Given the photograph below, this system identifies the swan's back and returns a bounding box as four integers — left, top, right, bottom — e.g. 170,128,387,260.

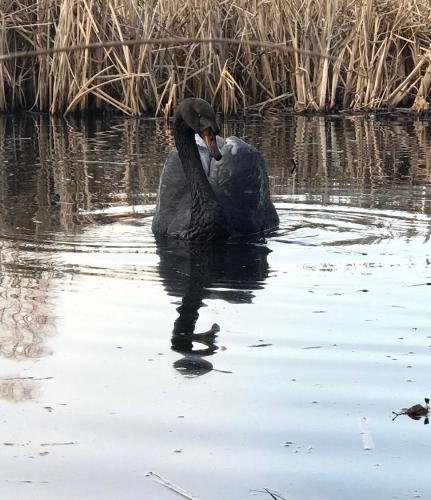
209,137,278,236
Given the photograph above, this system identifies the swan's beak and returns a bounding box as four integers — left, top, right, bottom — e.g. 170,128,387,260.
199,128,222,161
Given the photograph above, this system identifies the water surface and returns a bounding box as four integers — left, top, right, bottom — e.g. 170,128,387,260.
0,113,430,500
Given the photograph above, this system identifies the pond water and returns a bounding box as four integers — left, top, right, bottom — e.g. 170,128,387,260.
0,113,430,500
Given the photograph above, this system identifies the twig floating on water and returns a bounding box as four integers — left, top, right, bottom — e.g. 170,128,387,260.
40,442,77,447
147,471,196,500
250,488,288,500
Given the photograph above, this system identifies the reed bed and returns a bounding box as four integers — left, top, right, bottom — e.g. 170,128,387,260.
1,0,431,115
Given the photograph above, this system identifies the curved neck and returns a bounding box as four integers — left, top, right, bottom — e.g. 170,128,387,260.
173,113,229,240
173,116,217,204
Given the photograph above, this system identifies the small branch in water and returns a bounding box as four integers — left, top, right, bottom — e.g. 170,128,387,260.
250,488,288,500
147,472,196,499
40,442,77,447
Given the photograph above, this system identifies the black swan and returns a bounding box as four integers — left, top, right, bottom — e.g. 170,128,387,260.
152,98,278,241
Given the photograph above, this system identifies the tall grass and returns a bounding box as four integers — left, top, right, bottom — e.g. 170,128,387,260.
2,0,431,115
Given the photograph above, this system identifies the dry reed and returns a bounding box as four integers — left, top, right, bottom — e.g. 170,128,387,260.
2,0,431,115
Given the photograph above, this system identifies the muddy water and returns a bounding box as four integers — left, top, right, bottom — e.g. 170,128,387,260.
0,114,430,500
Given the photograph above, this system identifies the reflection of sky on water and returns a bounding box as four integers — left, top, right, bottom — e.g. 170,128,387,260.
0,114,429,500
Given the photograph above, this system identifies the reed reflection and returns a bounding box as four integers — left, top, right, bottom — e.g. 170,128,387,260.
0,378,39,402
156,240,270,376
0,265,55,401
1,113,431,231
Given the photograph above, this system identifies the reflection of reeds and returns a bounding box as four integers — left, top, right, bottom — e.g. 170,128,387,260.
2,1,431,114
2,112,431,226
0,114,170,232
0,378,39,402
271,115,431,213
0,249,55,360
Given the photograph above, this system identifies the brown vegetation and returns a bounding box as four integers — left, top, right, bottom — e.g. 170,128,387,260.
1,0,431,115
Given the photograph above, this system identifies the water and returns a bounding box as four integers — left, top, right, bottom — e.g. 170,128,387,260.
0,113,430,500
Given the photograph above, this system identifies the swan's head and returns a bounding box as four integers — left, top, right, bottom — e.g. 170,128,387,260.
175,98,222,161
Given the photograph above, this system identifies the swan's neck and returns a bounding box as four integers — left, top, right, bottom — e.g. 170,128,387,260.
174,118,216,203
174,117,228,240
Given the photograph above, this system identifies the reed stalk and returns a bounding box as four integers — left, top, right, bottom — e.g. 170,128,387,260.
1,0,431,115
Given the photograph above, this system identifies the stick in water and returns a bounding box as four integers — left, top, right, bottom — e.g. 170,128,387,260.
147,472,196,500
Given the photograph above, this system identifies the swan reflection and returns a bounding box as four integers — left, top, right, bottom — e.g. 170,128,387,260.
156,239,271,376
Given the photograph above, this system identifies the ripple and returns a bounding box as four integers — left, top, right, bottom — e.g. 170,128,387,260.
1,202,429,282
274,202,431,247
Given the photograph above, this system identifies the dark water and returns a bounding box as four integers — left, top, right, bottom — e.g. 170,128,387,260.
0,113,430,500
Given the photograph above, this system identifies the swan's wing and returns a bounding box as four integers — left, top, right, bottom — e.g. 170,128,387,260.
152,149,190,235
152,140,215,236
155,149,187,207
209,136,266,206
208,136,278,234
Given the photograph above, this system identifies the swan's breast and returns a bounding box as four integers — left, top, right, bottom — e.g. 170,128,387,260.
195,134,225,175
195,133,225,150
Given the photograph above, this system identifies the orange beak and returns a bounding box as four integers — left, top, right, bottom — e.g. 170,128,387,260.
199,128,222,161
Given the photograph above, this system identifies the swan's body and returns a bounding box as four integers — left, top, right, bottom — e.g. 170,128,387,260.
152,98,278,241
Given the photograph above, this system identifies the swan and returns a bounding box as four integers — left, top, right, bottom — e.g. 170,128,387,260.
152,98,278,241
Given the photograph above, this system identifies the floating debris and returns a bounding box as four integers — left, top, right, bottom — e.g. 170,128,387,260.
147,471,196,499
40,442,77,447
392,398,429,424
250,487,288,500
283,441,294,447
